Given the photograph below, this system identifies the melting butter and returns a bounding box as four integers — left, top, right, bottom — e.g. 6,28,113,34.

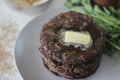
65,31,91,45
59,30,93,51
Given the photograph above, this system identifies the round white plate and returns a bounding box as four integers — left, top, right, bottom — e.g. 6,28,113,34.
15,8,120,80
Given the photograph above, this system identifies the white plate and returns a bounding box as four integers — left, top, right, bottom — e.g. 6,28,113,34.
15,8,120,80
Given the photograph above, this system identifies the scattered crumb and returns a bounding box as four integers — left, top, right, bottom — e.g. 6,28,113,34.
0,21,19,77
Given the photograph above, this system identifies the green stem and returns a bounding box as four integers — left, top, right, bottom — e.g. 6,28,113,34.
105,38,120,50
91,14,120,29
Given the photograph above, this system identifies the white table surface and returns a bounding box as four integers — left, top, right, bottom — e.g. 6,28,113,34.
0,0,65,80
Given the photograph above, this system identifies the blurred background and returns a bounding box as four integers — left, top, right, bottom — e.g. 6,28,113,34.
0,0,65,80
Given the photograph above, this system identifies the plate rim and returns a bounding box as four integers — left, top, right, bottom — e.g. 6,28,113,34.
14,7,68,79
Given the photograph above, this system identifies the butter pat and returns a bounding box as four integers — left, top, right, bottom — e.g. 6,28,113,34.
65,31,91,45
